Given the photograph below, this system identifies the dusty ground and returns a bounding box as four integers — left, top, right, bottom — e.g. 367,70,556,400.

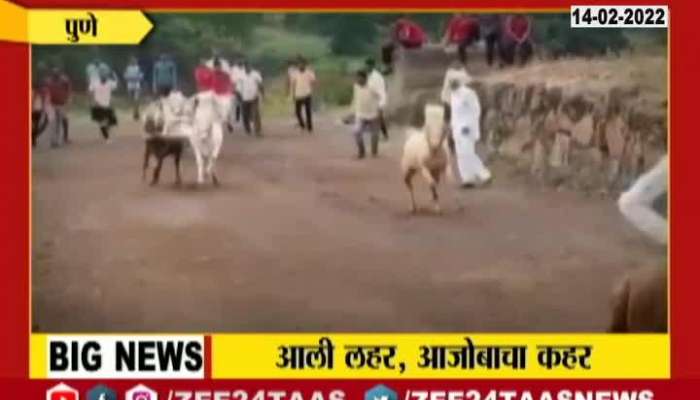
31,111,665,332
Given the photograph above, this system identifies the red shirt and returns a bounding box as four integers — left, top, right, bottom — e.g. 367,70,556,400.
212,69,233,95
505,15,531,43
44,75,71,106
445,15,480,44
194,65,214,92
393,18,427,49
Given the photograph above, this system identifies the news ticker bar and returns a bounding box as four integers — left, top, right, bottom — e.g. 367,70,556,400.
30,334,669,379
39,380,665,400
0,0,152,44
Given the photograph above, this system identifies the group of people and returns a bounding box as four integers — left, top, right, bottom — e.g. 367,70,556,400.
192,55,265,136
381,13,533,70
31,52,270,147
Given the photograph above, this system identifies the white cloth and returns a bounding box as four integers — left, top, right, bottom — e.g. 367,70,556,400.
450,85,490,184
441,67,473,104
239,70,263,101
367,69,387,108
89,79,118,107
618,154,668,245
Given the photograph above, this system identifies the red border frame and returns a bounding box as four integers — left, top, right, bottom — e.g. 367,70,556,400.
2,0,697,388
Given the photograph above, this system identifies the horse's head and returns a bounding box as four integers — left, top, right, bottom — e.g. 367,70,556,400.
423,104,446,151
165,91,189,115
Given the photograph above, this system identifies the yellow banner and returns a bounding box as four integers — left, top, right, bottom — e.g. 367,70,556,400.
29,333,668,379
212,334,669,379
0,0,152,44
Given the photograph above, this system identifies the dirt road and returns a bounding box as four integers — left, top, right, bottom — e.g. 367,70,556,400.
31,112,665,332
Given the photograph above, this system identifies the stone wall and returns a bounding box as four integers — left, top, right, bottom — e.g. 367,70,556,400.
476,80,667,194
385,50,667,195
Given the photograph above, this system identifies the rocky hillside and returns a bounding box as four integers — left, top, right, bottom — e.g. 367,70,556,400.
387,49,668,195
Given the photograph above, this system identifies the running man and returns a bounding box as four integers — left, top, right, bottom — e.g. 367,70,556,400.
89,70,119,142
153,53,177,97
44,67,72,147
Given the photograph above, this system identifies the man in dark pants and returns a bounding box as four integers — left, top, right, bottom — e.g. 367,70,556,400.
291,58,315,133
365,58,388,140
480,14,502,66
351,70,381,159
239,61,264,136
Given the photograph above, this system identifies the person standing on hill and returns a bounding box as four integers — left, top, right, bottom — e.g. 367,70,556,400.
350,70,381,159
239,61,264,136
44,67,72,147
123,56,144,120
381,15,428,71
480,14,502,66
291,58,316,133
153,53,177,97
89,70,119,142
441,13,481,64
365,58,388,140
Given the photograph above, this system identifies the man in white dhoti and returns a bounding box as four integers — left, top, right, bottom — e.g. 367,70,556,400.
449,80,492,187
618,154,668,245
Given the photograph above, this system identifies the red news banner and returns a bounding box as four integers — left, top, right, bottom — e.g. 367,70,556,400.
0,0,696,397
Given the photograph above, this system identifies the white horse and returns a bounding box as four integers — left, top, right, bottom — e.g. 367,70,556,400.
189,91,225,186
143,91,224,186
401,104,452,213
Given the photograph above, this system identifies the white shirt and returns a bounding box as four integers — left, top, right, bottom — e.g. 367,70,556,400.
89,79,118,107
230,65,245,91
441,67,473,103
239,70,263,101
449,85,481,140
367,69,387,108
353,84,380,120
87,62,111,86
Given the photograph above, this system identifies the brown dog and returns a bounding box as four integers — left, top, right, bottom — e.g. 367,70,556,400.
609,266,667,333
142,136,185,186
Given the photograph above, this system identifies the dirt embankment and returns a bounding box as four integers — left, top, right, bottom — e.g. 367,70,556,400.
387,50,668,195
